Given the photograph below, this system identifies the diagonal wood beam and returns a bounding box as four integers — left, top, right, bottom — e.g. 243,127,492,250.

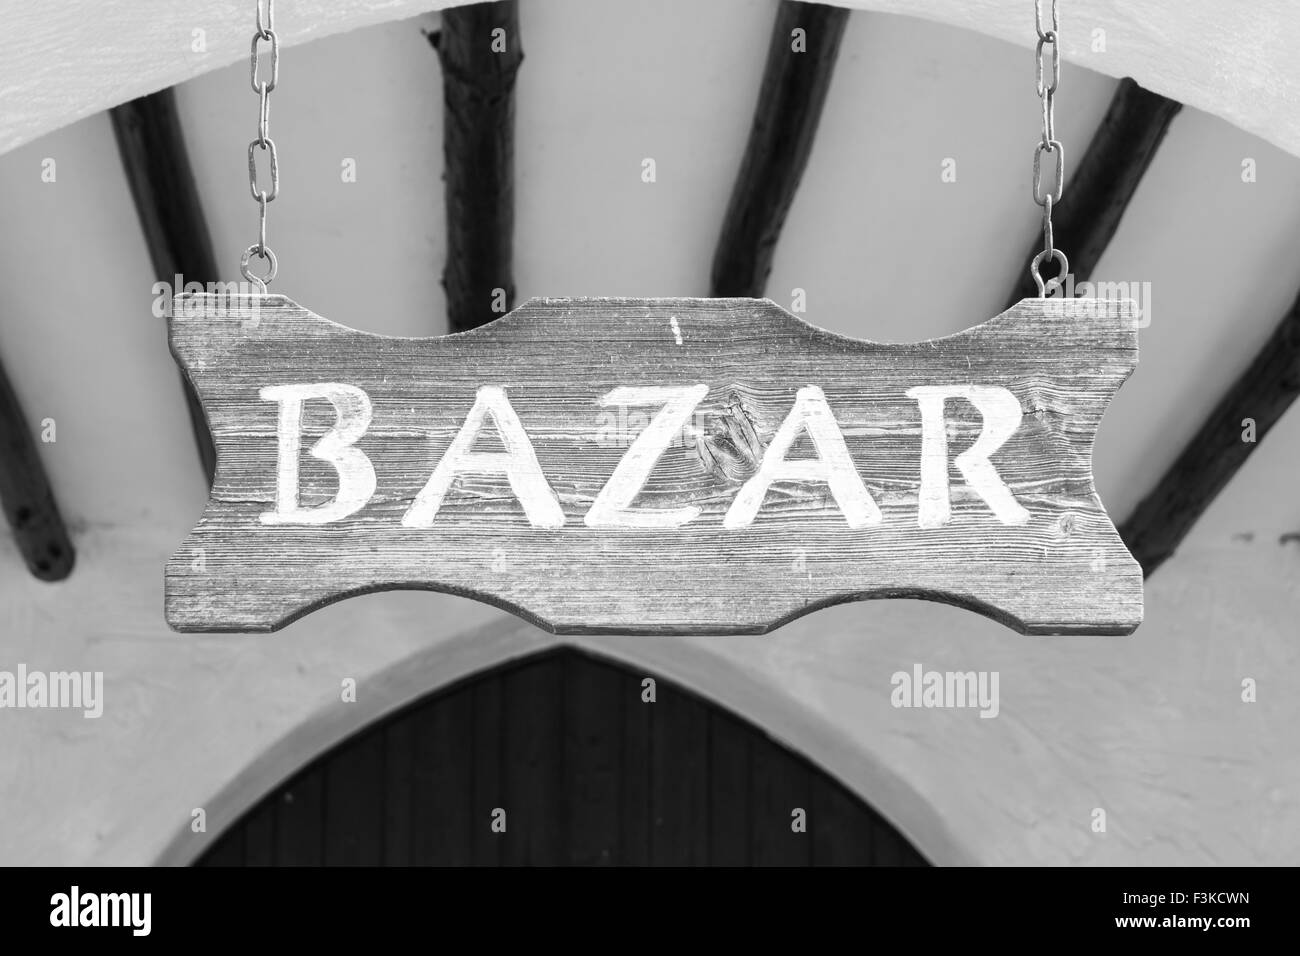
1006,79,1181,307
110,88,218,485
711,1,850,297
0,357,75,580
1121,295,1300,575
431,1,523,332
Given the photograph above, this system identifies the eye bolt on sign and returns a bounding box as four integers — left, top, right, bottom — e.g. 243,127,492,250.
165,295,1142,635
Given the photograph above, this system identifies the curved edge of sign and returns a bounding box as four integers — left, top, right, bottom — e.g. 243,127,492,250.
164,292,1143,637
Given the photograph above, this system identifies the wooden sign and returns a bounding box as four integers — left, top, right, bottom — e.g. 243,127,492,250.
165,294,1142,635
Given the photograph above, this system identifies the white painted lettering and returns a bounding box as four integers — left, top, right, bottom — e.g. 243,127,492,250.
586,385,709,528
906,385,1029,528
260,383,377,525
724,385,881,529
404,386,564,529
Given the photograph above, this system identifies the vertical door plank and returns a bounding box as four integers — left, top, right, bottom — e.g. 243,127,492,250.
562,653,623,865
199,829,244,866
273,763,325,866
706,709,752,865
241,798,276,866
502,654,565,864
870,818,905,865
471,673,504,865
383,719,416,865
750,735,814,866
619,668,653,865
810,778,875,865
411,683,473,865
650,684,709,866
323,732,385,865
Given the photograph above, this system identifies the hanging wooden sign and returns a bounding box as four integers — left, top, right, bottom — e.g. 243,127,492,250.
165,293,1142,635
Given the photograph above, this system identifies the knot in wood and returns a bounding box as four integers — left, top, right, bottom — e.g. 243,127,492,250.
693,391,765,484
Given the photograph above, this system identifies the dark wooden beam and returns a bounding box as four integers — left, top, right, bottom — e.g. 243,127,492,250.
0,358,74,580
711,2,850,297
1121,295,1300,575
431,1,523,332
110,88,218,485
1006,79,1181,307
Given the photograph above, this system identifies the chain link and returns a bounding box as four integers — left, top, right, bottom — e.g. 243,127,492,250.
242,0,280,293
1029,0,1067,297
231,0,1063,298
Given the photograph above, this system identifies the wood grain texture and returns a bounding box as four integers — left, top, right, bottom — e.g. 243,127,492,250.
166,293,1141,635
711,1,850,297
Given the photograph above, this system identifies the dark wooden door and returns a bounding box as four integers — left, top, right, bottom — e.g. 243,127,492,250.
198,648,927,866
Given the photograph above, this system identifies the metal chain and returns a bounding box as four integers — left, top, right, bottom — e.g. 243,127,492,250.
241,0,280,293
1030,0,1067,297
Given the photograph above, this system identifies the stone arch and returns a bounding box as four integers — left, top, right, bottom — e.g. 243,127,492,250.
157,612,970,865
195,646,930,865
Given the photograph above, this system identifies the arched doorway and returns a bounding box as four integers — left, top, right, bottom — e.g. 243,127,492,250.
197,648,928,866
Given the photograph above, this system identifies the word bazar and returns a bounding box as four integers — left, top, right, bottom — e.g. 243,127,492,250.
260,382,1031,529
166,294,1140,635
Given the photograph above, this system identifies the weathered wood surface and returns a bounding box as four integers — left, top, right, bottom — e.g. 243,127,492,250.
166,294,1141,635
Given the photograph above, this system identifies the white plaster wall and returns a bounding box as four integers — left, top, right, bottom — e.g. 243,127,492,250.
0,522,1295,867
0,2,1298,865
6,1,1300,159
